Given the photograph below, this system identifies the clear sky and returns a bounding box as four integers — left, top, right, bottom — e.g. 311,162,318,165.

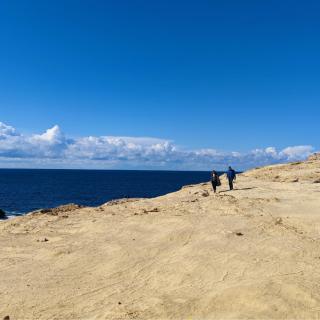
0,0,319,169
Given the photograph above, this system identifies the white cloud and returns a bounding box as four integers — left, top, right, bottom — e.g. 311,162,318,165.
0,122,18,137
0,122,316,170
32,125,64,144
279,145,314,160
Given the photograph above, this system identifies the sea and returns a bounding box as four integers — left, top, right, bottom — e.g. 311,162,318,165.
0,169,212,218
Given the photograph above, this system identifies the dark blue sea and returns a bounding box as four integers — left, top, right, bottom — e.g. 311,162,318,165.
0,169,211,218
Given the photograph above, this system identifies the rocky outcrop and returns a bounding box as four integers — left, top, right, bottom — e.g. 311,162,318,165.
308,153,320,161
104,198,141,206
244,157,320,183
0,209,7,220
36,204,85,216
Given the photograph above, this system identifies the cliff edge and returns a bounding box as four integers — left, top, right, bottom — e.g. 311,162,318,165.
1,158,320,319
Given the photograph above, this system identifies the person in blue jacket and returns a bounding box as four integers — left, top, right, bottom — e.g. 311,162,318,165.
226,166,236,190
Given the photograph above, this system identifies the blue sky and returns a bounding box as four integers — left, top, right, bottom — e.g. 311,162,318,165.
0,0,319,169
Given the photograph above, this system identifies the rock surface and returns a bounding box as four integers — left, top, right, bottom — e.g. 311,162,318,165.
33,203,85,216
244,156,320,183
308,152,320,161
1,159,320,319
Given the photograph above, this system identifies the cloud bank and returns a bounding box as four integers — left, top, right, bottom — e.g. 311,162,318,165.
0,122,315,170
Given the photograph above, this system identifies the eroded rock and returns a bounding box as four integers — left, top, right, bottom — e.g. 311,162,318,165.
308,153,320,161
39,204,85,216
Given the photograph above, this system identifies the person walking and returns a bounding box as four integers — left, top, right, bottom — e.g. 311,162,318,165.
226,166,236,190
211,170,221,193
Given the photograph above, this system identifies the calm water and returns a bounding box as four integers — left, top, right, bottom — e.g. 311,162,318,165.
0,169,211,217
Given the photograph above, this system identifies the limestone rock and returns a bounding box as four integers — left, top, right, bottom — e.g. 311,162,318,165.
308,153,320,161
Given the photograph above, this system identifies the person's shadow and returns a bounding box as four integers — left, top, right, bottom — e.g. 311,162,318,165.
219,187,256,193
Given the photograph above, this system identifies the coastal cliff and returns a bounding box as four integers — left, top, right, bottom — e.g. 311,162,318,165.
1,157,320,319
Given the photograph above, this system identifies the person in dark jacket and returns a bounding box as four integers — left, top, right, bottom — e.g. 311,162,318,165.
211,170,221,193
226,166,236,190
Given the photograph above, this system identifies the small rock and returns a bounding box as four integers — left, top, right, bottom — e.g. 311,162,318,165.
141,208,160,214
181,184,196,189
106,198,140,206
118,302,122,305
201,191,210,197
3,316,10,320
235,232,244,236
275,218,283,225
37,238,49,242
0,208,7,220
